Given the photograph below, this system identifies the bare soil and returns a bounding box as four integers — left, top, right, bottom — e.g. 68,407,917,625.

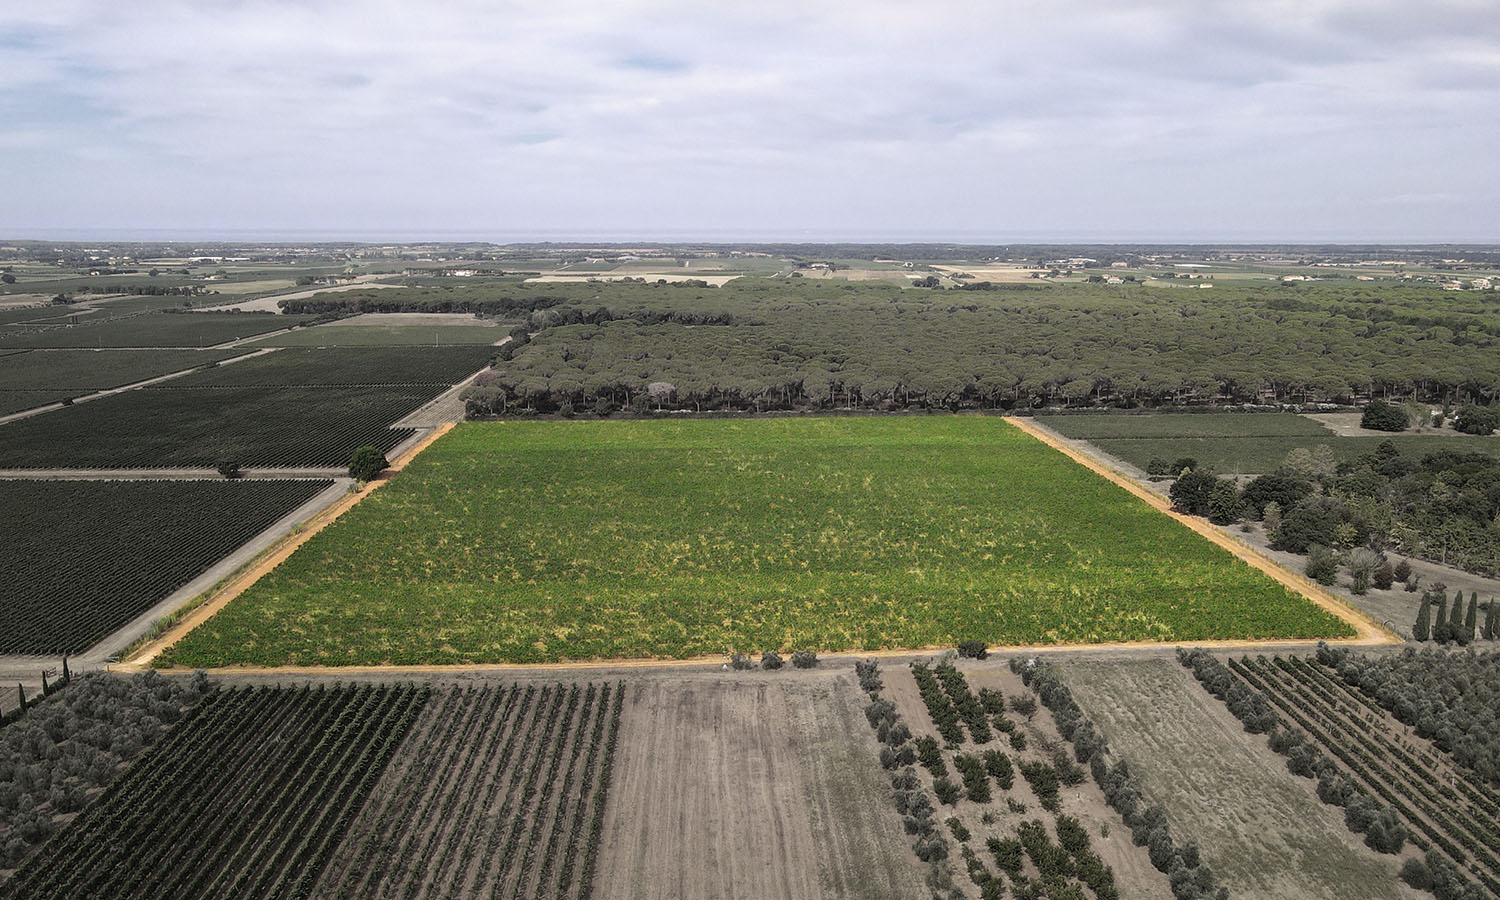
1060,657,1422,900
592,676,926,900
1302,412,1492,439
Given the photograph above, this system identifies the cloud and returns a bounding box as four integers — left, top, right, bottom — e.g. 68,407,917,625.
0,0,1495,240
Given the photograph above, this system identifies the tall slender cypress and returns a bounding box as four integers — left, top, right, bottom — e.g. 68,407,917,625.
1464,592,1478,643
1484,600,1496,641
1434,594,1448,634
1413,593,1432,642
1450,590,1465,629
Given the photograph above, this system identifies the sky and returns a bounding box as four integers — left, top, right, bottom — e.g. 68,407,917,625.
1,0,1497,243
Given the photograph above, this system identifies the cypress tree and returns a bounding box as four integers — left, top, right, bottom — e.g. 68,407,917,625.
61,657,70,683
40,671,48,696
1413,593,1432,642
15,684,23,713
1434,594,1447,632
1484,600,1496,641
1450,590,1465,629
1464,592,1478,643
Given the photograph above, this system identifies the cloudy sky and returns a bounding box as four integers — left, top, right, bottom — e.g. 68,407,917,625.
1,0,1496,242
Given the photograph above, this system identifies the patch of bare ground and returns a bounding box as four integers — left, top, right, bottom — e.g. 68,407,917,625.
884,661,1174,898
1301,412,1490,439
592,677,926,900
1059,657,1421,900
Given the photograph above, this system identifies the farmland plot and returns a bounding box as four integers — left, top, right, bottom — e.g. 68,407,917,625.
1062,657,1416,900
0,683,427,900
310,681,624,900
0,312,312,349
0,348,242,414
0,386,425,468
0,480,333,654
159,417,1350,667
592,677,925,900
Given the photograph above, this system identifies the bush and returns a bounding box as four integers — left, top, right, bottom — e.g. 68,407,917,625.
1371,560,1394,590
1360,400,1409,432
1169,470,1218,516
933,777,961,805
1453,404,1498,435
216,458,241,479
1392,559,1411,583
347,445,389,482
791,649,818,669
957,640,988,660
730,653,753,670
1304,545,1338,585
760,651,783,670
1345,547,1378,594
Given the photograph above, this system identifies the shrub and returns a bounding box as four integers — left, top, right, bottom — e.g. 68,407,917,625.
1392,558,1411,583
1345,547,1378,595
933,777,961,805
730,653,754,670
957,640,988,660
347,445,389,482
1453,404,1498,435
855,659,882,694
1371,560,1394,590
760,651,783,670
1304,545,1338,585
1009,695,1038,720
791,649,818,669
947,817,971,842
216,458,241,479
1360,400,1409,432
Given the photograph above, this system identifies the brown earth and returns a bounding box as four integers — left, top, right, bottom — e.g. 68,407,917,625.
591,675,926,900
1060,656,1423,900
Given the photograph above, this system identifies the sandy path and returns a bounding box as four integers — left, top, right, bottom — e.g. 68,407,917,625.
1007,416,1397,646
112,423,453,671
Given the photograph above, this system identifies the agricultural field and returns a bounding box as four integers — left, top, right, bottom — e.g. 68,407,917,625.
0,385,425,468
1061,657,1418,900
594,676,925,899
248,323,504,346
159,417,1350,667
0,348,242,415
0,479,333,655
866,658,1175,899
1039,413,1500,474
311,681,623,900
0,683,427,900
158,345,495,387
0,673,214,871
1209,650,1500,896
0,311,312,349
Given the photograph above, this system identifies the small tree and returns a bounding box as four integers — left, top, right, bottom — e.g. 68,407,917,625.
791,649,818,669
957,640,988,660
1206,479,1242,525
1413,593,1431,641
1360,400,1409,432
760,651,783,670
1372,560,1394,590
1305,545,1338,586
348,445,389,482
1262,501,1283,539
1009,695,1038,721
0,273,15,284
216,458,241,479
1392,559,1412,583
1346,548,1378,595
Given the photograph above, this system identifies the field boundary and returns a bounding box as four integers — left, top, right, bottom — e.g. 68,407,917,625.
112,422,455,672
1006,416,1397,646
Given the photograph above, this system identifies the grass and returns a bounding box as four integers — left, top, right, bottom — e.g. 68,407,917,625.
160,417,1351,667
1040,413,1500,473
248,324,505,347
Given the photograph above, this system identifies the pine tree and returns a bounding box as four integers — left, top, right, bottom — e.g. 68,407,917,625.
1413,593,1432,642
1464,592,1478,643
